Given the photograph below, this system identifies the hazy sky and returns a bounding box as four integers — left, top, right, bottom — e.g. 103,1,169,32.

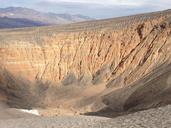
0,0,171,19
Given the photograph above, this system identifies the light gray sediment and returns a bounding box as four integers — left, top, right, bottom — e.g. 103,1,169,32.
1,105,171,128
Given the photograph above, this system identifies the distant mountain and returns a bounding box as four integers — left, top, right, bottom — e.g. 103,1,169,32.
0,7,93,25
0,17,47,29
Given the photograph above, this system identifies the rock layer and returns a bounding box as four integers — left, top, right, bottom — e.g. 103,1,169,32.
0,10,171,85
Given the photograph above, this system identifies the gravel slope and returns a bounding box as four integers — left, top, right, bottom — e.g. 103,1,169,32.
99,105,171,128
0,116,109,128
1,105,171,128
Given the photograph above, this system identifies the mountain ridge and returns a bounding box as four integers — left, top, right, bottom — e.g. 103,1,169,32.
0,17,48,29
0,7,93,28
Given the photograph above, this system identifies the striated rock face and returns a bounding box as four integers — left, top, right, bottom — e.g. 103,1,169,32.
0,10,171,85
0,9,171,111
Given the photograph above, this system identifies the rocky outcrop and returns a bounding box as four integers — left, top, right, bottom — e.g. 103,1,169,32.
0,10,171,85
0,9,171,111
101,16,171,112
